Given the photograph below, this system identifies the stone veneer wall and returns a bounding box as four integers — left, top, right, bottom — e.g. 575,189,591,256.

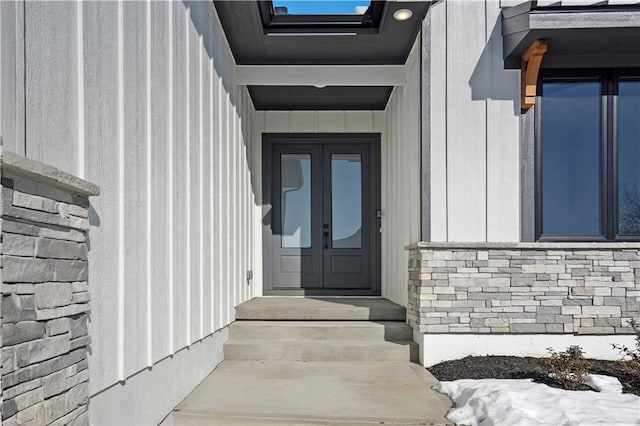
407,243,640,335
0,150,99,425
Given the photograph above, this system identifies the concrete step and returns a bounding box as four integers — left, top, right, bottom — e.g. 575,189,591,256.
235,298,406,321
224,339,418,362
169,361,453,426
229,321,413,342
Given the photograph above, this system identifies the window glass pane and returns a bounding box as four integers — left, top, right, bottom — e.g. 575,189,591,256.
281,154,311,248
272,1,371,15
332,154,362,248
541,81,602,236
618,80,640,235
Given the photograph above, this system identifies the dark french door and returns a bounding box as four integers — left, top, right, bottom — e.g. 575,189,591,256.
263,134,381,296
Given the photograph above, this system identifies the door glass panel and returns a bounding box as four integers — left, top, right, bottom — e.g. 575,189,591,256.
331,154,362,248
281,154,311,248
618,80,640,235
541,81,602,236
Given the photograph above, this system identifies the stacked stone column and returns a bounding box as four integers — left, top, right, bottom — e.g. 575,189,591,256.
1,150,98,425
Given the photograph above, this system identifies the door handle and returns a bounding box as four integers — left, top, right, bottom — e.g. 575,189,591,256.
323,224,329,249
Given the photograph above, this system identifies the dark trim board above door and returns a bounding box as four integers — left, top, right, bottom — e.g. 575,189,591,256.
262,133,382,296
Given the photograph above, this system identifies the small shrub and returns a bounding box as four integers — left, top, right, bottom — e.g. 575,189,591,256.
544,345,588,390
612,319,640,379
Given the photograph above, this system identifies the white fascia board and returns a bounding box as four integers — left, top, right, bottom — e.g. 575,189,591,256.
234,64,408,86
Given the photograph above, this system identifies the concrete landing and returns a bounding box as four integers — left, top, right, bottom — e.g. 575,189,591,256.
168,361,453,425
235,297,406,321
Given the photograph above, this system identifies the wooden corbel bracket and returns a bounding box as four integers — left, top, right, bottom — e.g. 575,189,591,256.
521,40,548,110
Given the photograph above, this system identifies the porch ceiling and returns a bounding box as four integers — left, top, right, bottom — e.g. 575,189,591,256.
248,85,393,110
215,0,427,110
213,1,430,66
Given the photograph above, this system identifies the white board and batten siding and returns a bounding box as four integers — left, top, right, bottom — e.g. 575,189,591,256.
427,0,520,243
1,2,258,424
0,1,26,156
384,40,421,307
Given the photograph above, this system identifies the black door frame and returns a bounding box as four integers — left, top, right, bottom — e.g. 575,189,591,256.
262,133,382,296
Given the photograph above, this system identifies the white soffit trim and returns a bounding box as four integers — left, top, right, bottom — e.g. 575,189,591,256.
235,64,409,86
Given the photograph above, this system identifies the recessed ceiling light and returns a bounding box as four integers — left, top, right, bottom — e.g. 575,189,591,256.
393,9,413,21
313,84,327,89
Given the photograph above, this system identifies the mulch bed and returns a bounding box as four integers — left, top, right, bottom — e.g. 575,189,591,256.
428,356,640,396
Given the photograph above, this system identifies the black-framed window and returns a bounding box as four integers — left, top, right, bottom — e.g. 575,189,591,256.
536,70,640,241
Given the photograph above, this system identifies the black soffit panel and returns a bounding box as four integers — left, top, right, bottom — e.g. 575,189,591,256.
502,4,640,69
248,86,394,110
213,1,430,65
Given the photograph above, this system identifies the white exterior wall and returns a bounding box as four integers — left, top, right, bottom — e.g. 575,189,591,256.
0,1,25,155
427,0,521,243
1,1,258,424
383,41,421,306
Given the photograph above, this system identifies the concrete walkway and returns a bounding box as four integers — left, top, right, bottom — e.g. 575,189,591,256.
167,360,453,425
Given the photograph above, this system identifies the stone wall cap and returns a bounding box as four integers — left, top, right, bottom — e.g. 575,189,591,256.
1,149,100,197
405,241,640,250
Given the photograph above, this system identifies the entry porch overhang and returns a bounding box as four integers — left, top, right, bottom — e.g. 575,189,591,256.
216,0,429,111
502,3,640,69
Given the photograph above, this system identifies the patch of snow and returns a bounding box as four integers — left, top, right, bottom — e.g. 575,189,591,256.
585,374,624,394
436,376,640,426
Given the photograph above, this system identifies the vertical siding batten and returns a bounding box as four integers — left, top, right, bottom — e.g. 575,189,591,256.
76,0,85,177
145,0,153,367
116,0,125,382
184,4,191,346
232,85,238,313
208,51,215,334
198,28,205,340
428,1,448,242
167,0,175,356
201,15,212,337
252,110,265,298
223,88,230,326
215,75,223,331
